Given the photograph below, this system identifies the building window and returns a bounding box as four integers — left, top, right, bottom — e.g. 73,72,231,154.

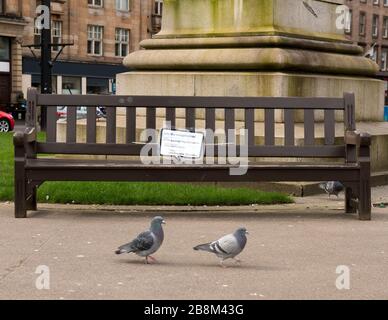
0,37,10,61
116,0,130,11
62,77,82,95
115,28,130,57
0,0,4,14
33,20,62,50
384,17,388,38
359,12,366,36
87,25,103,56
52,21,62,52
345,9,352,34
154,0,163,16
381,49,388,71
372,15,379,38
88,0,103,7
34,19,42,45
87,78,109,94
372,46,378,62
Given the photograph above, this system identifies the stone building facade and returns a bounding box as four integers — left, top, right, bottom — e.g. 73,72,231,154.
345,0,388,97
0,0,27,110
0,0,163,108
20,0,162,98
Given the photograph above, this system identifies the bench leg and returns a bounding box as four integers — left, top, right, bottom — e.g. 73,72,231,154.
358,179,371,221
26,186,37,211
345,187,357,214
14,166,27,219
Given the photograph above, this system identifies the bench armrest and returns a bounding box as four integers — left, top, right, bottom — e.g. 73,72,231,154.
345,131,371,164
360,132,372,147
13,127,37,158
344,130,360,146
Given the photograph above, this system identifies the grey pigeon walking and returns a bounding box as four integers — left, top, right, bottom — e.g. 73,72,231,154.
115,216,165,264
193,228,249,267
319,181,345,198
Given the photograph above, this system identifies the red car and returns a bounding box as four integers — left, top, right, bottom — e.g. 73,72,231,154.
0,111,15,133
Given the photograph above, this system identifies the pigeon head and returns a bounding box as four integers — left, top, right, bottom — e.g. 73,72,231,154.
235,228,249,236
319,183,327,190
151,216,166,227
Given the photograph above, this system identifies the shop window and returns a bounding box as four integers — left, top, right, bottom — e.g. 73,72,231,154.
62,76,81,95
0,37,10,61
87,78,109,94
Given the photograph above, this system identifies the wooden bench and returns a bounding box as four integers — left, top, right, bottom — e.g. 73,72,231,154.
14,88,372,220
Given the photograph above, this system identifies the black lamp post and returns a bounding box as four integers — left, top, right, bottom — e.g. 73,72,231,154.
40,0,52,130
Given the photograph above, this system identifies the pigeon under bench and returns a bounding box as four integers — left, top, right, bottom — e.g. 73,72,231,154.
14,89,372,220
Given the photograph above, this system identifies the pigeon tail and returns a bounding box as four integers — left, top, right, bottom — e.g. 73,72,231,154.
193,243,213,253
115,247,135,255
115,249,127,255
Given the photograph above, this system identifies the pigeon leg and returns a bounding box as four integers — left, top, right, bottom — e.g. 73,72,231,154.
148,256,157,263
220,259,228,268
145,257,149,264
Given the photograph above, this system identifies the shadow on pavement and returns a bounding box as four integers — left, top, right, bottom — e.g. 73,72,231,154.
113,258,286,272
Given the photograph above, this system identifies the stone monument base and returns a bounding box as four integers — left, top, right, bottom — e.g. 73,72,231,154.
117,71,384,122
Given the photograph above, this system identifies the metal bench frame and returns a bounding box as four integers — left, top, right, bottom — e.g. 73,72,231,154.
14,88,372,220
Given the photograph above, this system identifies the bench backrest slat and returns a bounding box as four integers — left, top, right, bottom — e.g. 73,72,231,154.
106,107,117,144
185,108,196,131
284,109,295,146
126,107,137,144
205,108,216,132
224,108,235,144
46,106,57,143
265,109,275,146
28,88,356,160
67,107,77,143
87,107,97,143
304,110,315,146
166,107,176,129
245,108,255,146
324,109,336,145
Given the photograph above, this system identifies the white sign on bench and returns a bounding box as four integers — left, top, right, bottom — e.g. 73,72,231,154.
160,129,205,159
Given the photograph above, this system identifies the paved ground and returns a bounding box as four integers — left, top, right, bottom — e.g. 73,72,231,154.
0,187,387,300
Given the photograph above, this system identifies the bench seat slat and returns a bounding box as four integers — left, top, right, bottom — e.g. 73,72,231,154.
26,158,358,169
25,159,360,184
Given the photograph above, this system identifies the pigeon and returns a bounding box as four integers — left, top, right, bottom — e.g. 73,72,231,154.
319,181,345,198
115,216,165,264
193,228,249,267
